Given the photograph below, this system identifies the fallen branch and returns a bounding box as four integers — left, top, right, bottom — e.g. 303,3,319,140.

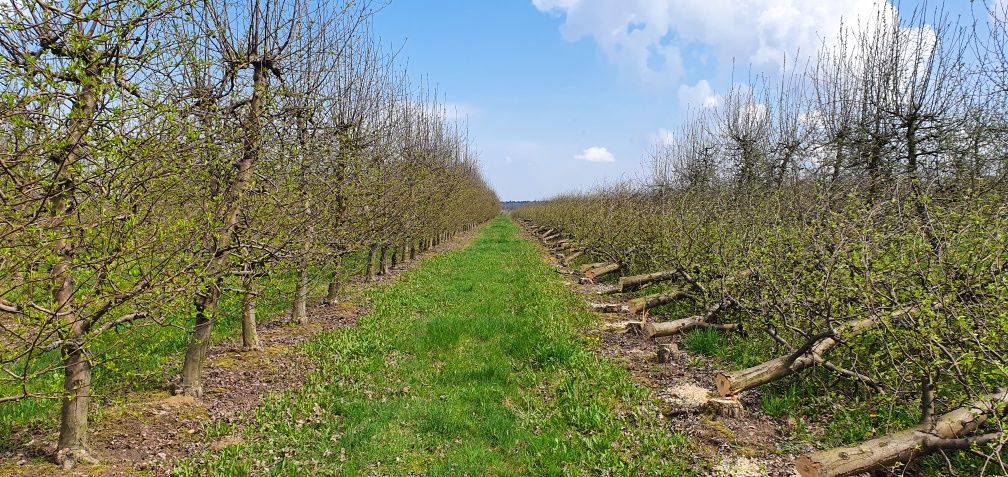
563,250,584,264
617,269,681,293
579,262,608,273
627,288,692,314
584,262,620,281
795,388,1008,477
714,308,913,396
589,303,626,313
601,320,645,334
643,298,735,338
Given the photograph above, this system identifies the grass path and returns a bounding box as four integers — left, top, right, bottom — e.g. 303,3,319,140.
180,216,690,476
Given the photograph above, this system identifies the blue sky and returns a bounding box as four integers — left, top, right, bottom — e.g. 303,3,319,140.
370,1,986,201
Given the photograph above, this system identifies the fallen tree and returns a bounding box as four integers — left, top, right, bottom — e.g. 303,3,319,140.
627,288,692,314
617,269,681,293
714,308,913,396
795,387,1008,477
563,250,584,264
579,262,608,273
644,298,736,338
584,262,621,281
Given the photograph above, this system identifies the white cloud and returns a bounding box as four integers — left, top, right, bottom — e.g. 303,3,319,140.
533,0,898,85
677,80,720,108
653,128,676,146
533,0,580,10
533,0,684,84
575,146,616,162
441,102,479,122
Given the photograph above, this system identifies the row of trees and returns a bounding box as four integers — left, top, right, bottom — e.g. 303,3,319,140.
517,2,1007,475
0,0,498,468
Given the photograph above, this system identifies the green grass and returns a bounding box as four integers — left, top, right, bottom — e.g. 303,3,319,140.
0,259,347,449
759,384,801,419
681,328,724,357
177,216,691,476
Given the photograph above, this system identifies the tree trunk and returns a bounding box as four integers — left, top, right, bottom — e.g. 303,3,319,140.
618,269,681,293
830,143,844,185
795,388,1008,477
627,288,691,315
378,246,387,276
180,287,219,397
644,299,734,338
584,262,620,281
24,263,33,303
644,315,737,338
390,246,398,270
51,77,99,467
867,120,883,203
326,272,340,305
53,204,92,469
241,279,260,351
293,266,308,325
181,61,267,396
579,262,608,273
366,246,376,279
715,314,885,397
563,251,583,264
56,345,94,468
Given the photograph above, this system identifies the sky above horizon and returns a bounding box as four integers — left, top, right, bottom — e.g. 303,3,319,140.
370,1,986,201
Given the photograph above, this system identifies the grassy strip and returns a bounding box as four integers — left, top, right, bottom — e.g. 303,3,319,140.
178,216,691,476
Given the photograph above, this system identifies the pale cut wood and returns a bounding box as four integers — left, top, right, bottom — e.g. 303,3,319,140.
617,269,681,293
795,388,1008,477
584,262,620,280
644,317,738,339
589,303,625,313
714,308,913,397
627,288,690,314
644,299,737,338
579,262,608,273
601,320,644,334
703,397,744,418
563,250,584,264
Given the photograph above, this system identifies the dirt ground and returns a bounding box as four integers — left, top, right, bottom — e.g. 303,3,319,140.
519,222,813,477
0,228,483,477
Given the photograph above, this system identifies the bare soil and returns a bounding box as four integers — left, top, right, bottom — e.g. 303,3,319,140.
521,224,812,477
0,229,483,477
